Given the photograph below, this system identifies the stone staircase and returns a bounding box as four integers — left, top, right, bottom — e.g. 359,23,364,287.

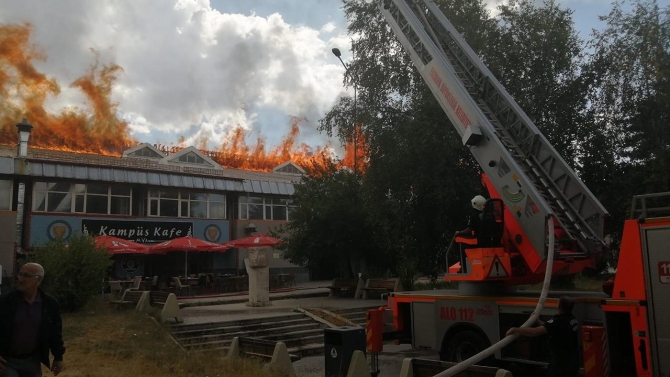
170,313,325,357
333,306,379,327
170,306,381,358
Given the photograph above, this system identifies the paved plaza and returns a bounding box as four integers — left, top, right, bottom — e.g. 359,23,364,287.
174,280,435,376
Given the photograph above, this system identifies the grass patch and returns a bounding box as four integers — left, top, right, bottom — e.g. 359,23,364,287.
51,299,283,377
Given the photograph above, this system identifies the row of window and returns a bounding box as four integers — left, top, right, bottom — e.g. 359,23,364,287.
30,181,296,220
239,196,298,221
34,182,132,215
148,189,226,219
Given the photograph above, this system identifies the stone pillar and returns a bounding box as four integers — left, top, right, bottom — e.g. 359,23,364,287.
246,247,271,307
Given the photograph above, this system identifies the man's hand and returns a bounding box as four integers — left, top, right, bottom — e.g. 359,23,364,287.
506,327,517,336
0,355,6,372
51,360,63,376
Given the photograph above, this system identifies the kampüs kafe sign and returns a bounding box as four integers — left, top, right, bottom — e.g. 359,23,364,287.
82,219,193,243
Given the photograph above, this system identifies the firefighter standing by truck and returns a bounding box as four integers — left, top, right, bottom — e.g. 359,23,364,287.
507,296,580,377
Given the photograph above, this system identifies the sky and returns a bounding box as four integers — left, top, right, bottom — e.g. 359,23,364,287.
0,0,621,154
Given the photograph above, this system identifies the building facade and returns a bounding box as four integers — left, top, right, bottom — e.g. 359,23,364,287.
0,134,307,285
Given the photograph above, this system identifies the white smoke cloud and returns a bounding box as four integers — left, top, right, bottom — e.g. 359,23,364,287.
0,0,353,150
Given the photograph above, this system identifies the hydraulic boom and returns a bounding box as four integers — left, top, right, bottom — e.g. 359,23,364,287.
377,0,608,278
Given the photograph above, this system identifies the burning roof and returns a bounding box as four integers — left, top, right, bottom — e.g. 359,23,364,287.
0,23,363,174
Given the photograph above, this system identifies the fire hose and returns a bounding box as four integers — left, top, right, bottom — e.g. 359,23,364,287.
434,216,556,377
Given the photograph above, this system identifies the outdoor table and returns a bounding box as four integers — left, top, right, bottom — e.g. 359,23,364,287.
109,280,135,289
182,277,199,286
277,273,294,288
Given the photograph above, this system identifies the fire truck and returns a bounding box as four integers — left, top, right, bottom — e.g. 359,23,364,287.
367,0,670,376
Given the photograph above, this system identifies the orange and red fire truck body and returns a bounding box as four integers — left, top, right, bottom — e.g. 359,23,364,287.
370,202,669,376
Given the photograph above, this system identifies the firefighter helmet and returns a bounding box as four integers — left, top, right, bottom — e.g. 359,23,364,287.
471,195,486,211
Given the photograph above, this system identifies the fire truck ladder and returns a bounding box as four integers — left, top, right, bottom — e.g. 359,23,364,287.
379,0,608,258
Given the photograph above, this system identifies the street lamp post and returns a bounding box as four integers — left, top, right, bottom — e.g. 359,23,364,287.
332,47,358,174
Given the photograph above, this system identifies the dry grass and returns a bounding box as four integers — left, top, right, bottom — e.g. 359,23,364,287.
48,300,282,377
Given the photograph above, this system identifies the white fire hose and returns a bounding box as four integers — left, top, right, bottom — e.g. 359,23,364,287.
434,217,556,377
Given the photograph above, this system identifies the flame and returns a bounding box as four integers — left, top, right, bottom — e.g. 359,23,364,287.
0,23,365,173
340,124,367,173
0,24,135,155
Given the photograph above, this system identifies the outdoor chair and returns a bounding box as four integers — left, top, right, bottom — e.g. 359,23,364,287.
128,276,142,291
109,281,122,299
150,275,158,290
173,277,191,296
284,274,296,287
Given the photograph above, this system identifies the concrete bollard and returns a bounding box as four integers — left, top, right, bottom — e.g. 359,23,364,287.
262,342,297,377
345,350,370,377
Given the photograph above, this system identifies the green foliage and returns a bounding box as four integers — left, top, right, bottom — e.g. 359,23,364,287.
273,160,382,279
580,0,670,247
24,232,113,312
488,0,588,165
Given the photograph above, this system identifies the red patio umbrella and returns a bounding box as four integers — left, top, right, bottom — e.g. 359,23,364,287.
94,235,148,254
225,234,281,248
148,236,229,277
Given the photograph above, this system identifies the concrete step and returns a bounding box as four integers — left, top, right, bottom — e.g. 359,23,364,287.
289,342,324,357
173,317,315,338
345,314,367,321
185,332,324,351
265,334,323,349
191,342,325,358
180,322,322,344
171,313,306,333
332,307,379,316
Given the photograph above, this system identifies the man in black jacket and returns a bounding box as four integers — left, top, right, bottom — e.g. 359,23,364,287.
506,296,580,377
0,263,65,376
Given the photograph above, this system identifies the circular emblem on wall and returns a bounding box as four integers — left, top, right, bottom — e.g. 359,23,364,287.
204,224,221,243
330,348,338,358
121,257,139,274
47,220,72,241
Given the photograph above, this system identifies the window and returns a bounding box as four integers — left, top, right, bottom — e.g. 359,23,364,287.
239,196,263,220
178,153,206,164
239,196,296,221
133,148,161,158
0,180,12,210
149,189,178,217
34,182,132,215
149,190,226,219
34,182,72,213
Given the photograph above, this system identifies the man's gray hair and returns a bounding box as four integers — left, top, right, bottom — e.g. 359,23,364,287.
23,262,45,279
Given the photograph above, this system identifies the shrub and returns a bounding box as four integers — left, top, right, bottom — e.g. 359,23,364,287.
23,232,113,312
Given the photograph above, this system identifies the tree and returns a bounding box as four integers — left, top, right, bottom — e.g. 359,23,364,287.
488,0,588,165
23,233,113,312
319,0,498,283
581,0,670,249
275,160,382,279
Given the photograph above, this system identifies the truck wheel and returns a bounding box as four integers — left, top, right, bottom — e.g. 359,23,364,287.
441,330,491,363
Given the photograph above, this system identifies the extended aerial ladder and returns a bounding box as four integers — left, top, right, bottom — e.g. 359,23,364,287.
377,0,609,285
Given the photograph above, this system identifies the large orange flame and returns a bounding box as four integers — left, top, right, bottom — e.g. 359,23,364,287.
0,23,364,173
0,24,134,155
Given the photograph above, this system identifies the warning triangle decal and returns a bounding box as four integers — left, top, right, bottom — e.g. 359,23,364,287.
488,256,509,278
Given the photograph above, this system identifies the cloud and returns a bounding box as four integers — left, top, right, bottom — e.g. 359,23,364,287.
0,0,351,149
